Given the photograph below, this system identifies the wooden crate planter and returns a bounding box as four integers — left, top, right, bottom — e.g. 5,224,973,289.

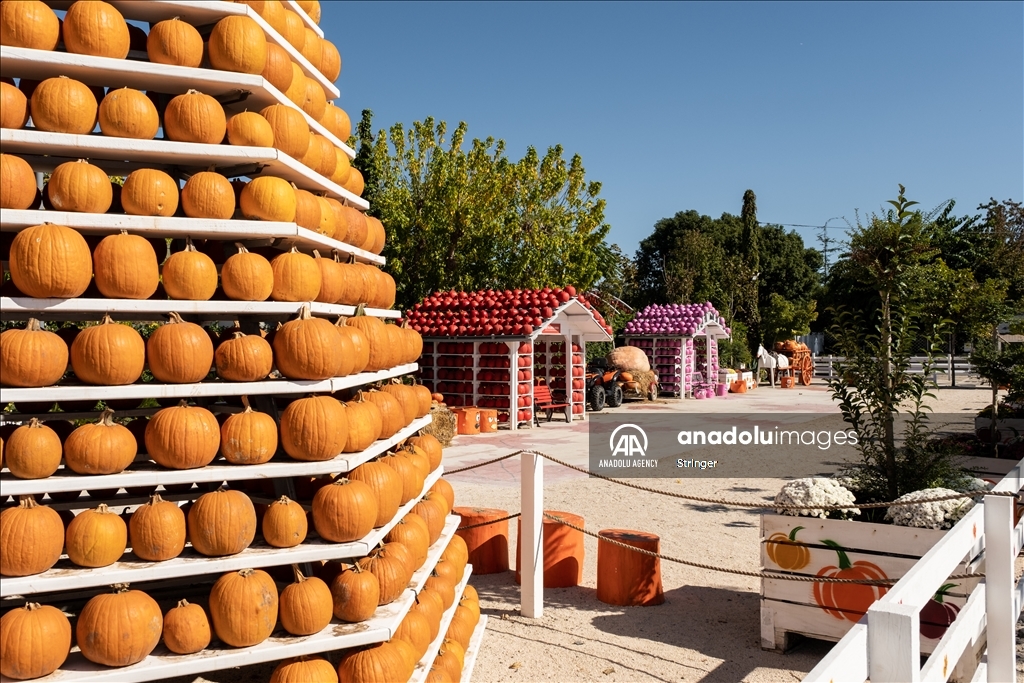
974,416,1024,443
760,514,980,653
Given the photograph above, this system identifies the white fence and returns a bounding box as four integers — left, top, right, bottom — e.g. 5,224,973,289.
805,459,1023,682
813,356,976,384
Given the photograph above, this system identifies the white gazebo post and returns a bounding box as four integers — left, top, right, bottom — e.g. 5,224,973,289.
520,450,543,618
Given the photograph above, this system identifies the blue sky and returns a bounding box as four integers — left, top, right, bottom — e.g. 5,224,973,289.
322,1,1023,258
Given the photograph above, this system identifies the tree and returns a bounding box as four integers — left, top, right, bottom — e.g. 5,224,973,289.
740,189,761,354
761,294,818,347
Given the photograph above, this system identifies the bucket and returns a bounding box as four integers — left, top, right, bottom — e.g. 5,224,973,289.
716,383,729,397
780,376,795,389
455,407,481,434
479,408,498,433
730,380,747,394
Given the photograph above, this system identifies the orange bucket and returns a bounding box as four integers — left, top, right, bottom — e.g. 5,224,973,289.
456,407,481,435
478,408,498,432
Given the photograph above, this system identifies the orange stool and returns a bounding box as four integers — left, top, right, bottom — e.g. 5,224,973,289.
455,408,480,434
514,510,584,587
596,529,664,606
453,506,509,574
478,408,498,433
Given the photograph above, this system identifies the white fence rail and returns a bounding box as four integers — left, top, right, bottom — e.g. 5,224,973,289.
805,458,1023,683
813,356,976,383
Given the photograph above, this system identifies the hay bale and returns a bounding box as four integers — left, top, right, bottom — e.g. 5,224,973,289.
421,403,457,446
631,369,657,399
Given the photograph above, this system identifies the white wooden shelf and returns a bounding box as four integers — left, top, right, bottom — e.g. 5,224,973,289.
45,0,340,99
0,209,384,265
0,469,445,598
411,562,471,683
0,362,418,405
0,46,352,157
459,615,488,683
0,297,398,322
0,414,432,496
0,129,368,210
284,0,324,37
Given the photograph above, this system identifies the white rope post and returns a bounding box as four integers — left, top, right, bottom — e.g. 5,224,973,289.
521,451,543,618
984,492,1015,682
867,602,920,682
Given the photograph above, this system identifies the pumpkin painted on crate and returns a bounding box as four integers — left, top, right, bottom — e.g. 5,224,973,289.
270,248,321,302
209,568,278,647
122,168,179,217
273,305,342,379
76,586,162,667
145,401,220,469
64,409,137,475
63,0,130,59
181,170,236,219
162,599,211,654
92,230,160,299
337,642,412,683
1,81,29,129
65,503,127,567
348,460,402,528
147,17,203,67
0,602,71,680
0,154,37,209
71,314,146,385
280,394,349,461
0,496,64,577
164,90,226,144
765,525,810,571
129,493,186,561
98,87,159,139
216,333,273,382
270,656,338,683
188,486,256,556
812,540,890,621
0,0,59,50
279,566,333,635
357,543,415,605
261,42,294,93
263,495,307,547
30,76,98,134
45,159,112,214
221,244,274,301
147,312,214,383
259,104,310,159
311,477,377,542
0,318,69,388
208,15,267,74
162,238,218,300
5,418,62,479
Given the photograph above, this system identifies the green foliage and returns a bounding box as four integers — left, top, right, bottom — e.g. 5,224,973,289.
354,111,611,310
717,319,752,369
972,342,1024,404
762,294,818,346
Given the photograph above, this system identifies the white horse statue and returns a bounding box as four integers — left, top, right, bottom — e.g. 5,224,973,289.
756,344,789,387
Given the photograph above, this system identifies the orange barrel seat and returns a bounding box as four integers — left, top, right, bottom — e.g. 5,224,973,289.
455,407,480,434
453,506,509,574
478,408,498,433
514,510,585,588
595,529,664,606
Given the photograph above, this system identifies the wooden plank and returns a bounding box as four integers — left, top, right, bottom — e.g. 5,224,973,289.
761,577,972,620
919,583,986,682
459,615,488,683
762,514,951,558
802,616,868,683
410,565,471,683
868,602,920,682
761,541,973,576
521,451,544,618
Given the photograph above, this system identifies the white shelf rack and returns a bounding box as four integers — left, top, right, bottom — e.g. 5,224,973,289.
284,0,324,37
0,519,462,683
0,469,445,598
0,209,384,265
0,363,418,405
0,414,432,496
411,563,472,683
459,615,489,683
0,297,398,323
45,0,340,99
0,46,351,157
0,129,368,210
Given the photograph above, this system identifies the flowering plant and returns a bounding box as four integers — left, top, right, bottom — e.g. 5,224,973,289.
775,478,860,520
885,487,975,530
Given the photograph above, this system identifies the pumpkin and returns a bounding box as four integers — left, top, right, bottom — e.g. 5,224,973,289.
221,244,274,300
381,452,424,506
297,132,323,173
462,584,478,603
93,230,160,299
315,250,346,303
4,418,61,479
164,89,226,144
263,495,307,547
813,540,890,621
30,75,98,133
423,572,455,610
337,205,367,247
385,515,430,570
293,186,321,230
345,167,365,197
346,309,391,371
382,383,419,426
274,307,342,381
331,147,352,187
389,638,419,673
76,586,161,668
335,317,370,373
71,314,145,385
441,536,469,576
280,394,348,461
281,10,306,49
226,110,274,148
765,526,811,571
236,0,287,35
216,332,273,382
321,198,347,240
209,15,267,74
319,103,351,141
338,642,411,683
329,562,379,622
240,175,297,222
209,568,278,647
65,503,127,567
45,159,112,213
296,0,322,23
162,237,218,300
261,42,294,92
412,589,444,640
147,312,214,383
220,399,278,463
298,76,327,121
0,497,63,577
181,170,235,219
429,477,455,512
364,216,387,254
0,318,68,388
439,640,466,677
271,656,338,683
432,558,460,586
147,17,203,67
121,168,179,216
0,81,28,129
426,666,453,683
280,566,333,635
412,384,433,418
409,435,443,472
365,390,405,438
310,135,337,179
283,64,307,106
358,542,414,605
145,401,220,469
319,39,341,82
311,477,376,542
0,602,70,680
98,87,159,139
64,409,137,475
299,28,322,69
0,154,37,209
259,103,310,159
63,0,129,59
162,600,210,654
129,493,186,561
393,608,431,661
411,497,447,545
0,0,59,50
343,391,382,452
348,460,402,528
189,486,256,556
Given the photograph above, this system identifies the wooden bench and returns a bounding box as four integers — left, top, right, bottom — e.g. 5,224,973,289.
533,383,570,425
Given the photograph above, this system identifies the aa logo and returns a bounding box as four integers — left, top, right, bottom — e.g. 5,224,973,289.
609,424,648,457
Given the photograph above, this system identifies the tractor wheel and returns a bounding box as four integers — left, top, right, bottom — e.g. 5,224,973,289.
607,382,624,408
589,384,606,412
647,382,658,401
800,355,814,385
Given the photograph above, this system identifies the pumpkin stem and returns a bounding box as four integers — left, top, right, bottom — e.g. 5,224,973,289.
297,303,312,320
177,399,189,408
95,503,111,514
933,583,958,603
291,564,306,583
27,417,43,428
182,237,197,252
167,311,185,324
313,249,322,259
98,408,116,426
17,496,39,508
148,493,165,506
111,583,131,593
100,313,115,325
276,495,292,504
234,242,250,253
176,598,190,608
353,303,367,317
787,526,804,542
238,568,255,577
25,317,44,332
289,246,300,254
23,602,42,611
820,539,853,570
241,395,252,411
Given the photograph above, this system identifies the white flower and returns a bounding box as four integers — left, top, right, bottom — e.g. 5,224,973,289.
885,488,975,530
775,478,860,519
960,477,993,495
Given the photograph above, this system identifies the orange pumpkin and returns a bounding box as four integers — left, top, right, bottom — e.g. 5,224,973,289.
273,304,343,379
76,586,162,667
215,332,273,382
147,17,203,67
0,0,59,51
208,15,267,74
261,42,294,92
147,312,214,383
270,656,337,683
4,418,61,479
65,503,127,567
145,401,220,469
70,314,145,385
121,168,179,216
765,526,810,570
164,90,226,144
280,394,348,461
63,0,130,59
262,496,307,547
259,103,310,159
279,566,333,635
0,318,69,388
220,399,278,463
0,496,64,577
338,642,411,683
0,602,71,680
329,562,380,622
221,244,274,301
319,102,351,141
182,170,236,219
188,487,257,556
240,175,297,222
93,230,160,299
813,540,890,621
1,81,29,129
98,87,159,139
64,409,137,475
45,159,112,213
162,600,211,654
343,391,382,452
357,542,415,605
29,76,97,134
0,154,37,209
349,460,402,528
227,110,275,148
129,493,186,561
209,568,278,646
163,237,218,300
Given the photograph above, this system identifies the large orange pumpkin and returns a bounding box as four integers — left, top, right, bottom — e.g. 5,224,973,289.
408,434,443,472
315,250,346,303
329,562,379,623
0,81,28,129
209,568,278,647
280,394,348,461
64,409,137,475
215,332,273,382
338,205,368,247
164,90,226,144
0,318,69,388
261,42,294,92
411,496,448,545
240,175,297,222
227,110,275,148
4,418,61,479
296,0,322,23
188,487,257,556
262,496,307,547
298,76,327,121
813,540,890,621
365,389,405,438
76,586,162,667
357,542,414,605
412,589,445,641
63,0,130,59
162,600,210,654
335,317,370,373
145,401,220,469
293,186,321,230
319,102,351,142
273,304,341,379
311,477,377,542
71,315,145,385
385,515,430,570
222,244,274,300
394,608,431,661
271,656,338,683
93,230,160,299
121,168,179,216
129,493,186,561
45,159,112,213
0,602,71,680
162,238,218,300
343,391,382,452
98,87,159,139
147,312,214,383
209,15,267,74
0,154,37,209
147,17,203,67
181,170,235,219
345,167,365,197
346,309,392,371
279,566,333,635
381,451,424,506
220,400,278,463
330,147,352,187
0,496,64,577
338,642,412,683
281,10,306,50
348,460,402,528
29,76,97,134
382,382,419,426
65,503,127,567
259,103,310,159
310,136,338,179
0,0,59,51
